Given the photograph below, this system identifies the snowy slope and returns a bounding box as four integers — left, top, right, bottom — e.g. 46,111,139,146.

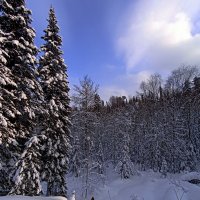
0,196,67,200
96,172,200,200
68,167,200,200
1,171,200,200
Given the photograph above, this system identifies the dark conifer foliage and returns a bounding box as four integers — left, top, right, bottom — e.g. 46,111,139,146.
0,29,18,148
10,135,43,196
0,30,19,192
38,7,71,197
0,0,43,138
0,0,43,194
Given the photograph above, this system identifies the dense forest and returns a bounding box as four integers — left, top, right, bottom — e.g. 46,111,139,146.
70,67,200,183
1,0,200,199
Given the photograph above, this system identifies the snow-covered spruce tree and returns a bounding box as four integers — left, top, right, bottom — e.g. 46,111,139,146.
0,29,19,194
116,132,135,179
1,0,43,138
10,135,45,195
38,7,71,197
0,0,43,194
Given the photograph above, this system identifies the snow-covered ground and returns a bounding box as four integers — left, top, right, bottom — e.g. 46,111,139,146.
96,172,200,200
1,169,200,200
0,197,67,200
68,166,200,200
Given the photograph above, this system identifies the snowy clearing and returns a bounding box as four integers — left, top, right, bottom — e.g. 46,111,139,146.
68,169,200,200
0,196,67,200
96,172,200,200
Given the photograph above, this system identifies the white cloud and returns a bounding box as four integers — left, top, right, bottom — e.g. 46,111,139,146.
117,0,200,72
94,0,200,101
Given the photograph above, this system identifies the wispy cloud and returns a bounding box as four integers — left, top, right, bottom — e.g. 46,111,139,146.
100,0,200,101
117,0,200,72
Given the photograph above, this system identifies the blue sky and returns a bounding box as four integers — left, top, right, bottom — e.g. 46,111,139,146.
27,0,200,101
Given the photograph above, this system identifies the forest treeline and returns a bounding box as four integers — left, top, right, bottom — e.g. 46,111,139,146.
70,66,200,185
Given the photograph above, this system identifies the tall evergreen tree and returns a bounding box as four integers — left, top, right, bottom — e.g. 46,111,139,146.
0,0,43,194
38,7,71,197
0,28,19,194
115,118,134,179
10,135,43,196
1,0,43,138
